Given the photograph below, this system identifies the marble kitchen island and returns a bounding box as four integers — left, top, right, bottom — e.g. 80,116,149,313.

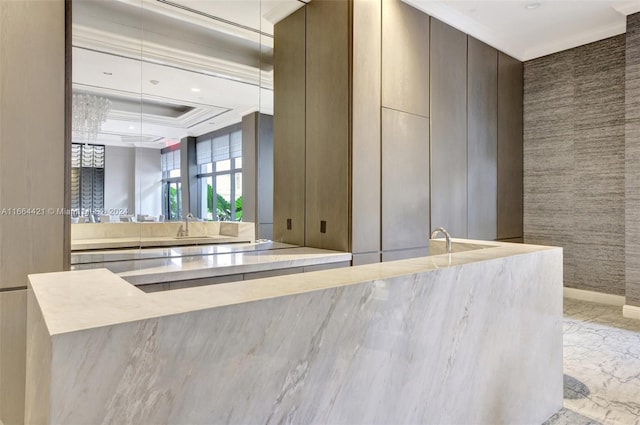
25,240,563,424
71,241,353,289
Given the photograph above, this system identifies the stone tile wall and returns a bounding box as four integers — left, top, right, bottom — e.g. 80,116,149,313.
524,35,626,296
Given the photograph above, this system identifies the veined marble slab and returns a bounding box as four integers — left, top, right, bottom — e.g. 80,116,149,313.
26,240,563,424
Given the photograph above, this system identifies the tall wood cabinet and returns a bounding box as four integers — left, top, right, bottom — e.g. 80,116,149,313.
430,18,468,238
304,0,351,251
467,37,498,240
274,0,384,258
273,7,306,246
497,52,524,240
273,0,523,260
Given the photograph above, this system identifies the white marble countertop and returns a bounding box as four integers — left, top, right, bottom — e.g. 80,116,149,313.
29,239,560,336
71,241,297,265
71,235,248,250
114,247,351,285
70,242,349,285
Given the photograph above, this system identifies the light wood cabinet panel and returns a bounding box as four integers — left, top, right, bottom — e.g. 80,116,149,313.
0,0,66,288
273,7,306,246
305,0,350,251
0,291,27,425
352,0,382,256
381,0,430,117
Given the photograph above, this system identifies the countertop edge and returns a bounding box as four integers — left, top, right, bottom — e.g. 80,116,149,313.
29,240,562,337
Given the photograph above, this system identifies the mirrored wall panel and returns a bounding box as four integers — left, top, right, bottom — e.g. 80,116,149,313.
70,0,298,253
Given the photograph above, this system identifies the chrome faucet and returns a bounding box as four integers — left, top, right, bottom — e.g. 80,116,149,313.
185,212,194,237
430,227,452,254
177,212,195,237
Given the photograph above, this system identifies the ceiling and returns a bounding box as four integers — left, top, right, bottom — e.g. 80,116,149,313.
75,0,640,149
404,0,639,61
72,0,303,149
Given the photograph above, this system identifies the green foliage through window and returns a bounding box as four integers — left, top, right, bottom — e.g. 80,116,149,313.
206,184,242,221
169,185,180,220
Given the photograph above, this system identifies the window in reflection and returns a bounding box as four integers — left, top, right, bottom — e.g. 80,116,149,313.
71,143,105,220
196,125,243,221
70,0,285,239
197,157,243,221
235,168,243,218
164,181,182,221
216,174,232,219
161,148,182,221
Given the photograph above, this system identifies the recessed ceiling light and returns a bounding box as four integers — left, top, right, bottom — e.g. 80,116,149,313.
150,80,159,85
128,125,135,130
191,88,201,92
103,72,112,76
525,2,541,9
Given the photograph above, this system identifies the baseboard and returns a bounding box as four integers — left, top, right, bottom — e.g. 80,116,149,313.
563,287,625,306
623,304,640,320
564,288,640,320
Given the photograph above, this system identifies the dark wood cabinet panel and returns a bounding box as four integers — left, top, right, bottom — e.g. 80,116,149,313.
381,0,430,117
467,37,498,240
241,113,257,227
257,114,274,228
273,2,523,253
430,18,468,238
382,108,430,252
497,52,524,239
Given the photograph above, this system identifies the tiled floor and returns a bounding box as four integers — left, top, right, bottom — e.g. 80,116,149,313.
545,298,640,425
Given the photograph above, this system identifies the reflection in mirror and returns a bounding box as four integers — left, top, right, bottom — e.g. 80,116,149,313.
70,0,301,253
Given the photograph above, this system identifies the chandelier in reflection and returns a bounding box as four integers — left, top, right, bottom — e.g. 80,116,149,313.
72,93,111,144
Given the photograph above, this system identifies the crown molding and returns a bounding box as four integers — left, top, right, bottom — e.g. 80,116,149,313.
262,1,304,25
179,107,231,129
73,25,265,87
97,131,160,145
104,104,230,133
73,83,233,113
402,0,525,60
73,83,231,144
613,1,640,16
403,0,629,62
112,0,271,47
522,20,626,61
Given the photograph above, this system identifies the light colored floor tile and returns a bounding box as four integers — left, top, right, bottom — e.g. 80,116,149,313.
546,298,640,425
545,407,603,425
